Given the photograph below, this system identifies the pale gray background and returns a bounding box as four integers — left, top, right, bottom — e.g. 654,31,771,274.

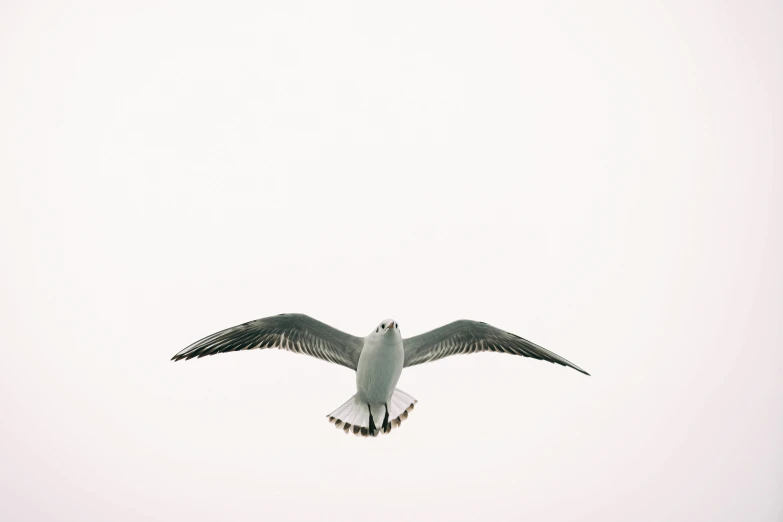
1,1,781,521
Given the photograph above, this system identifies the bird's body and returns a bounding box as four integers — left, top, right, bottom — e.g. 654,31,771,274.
356,320,403,405
172,314,589,437
348,320,406,434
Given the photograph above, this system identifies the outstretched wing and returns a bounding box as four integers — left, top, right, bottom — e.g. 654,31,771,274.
172,313,363,370
403,320,589,375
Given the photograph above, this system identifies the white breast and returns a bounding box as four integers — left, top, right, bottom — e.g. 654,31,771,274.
355,333,404,405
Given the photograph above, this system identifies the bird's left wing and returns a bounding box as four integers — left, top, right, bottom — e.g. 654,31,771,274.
172,313,363,370
403,320,589,375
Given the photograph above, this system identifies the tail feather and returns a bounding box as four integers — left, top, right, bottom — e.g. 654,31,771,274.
327,388,417,437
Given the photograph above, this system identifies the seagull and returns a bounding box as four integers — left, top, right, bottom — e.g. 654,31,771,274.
172,314,589,437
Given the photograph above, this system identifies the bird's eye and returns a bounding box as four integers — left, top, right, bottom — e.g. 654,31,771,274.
381,323,386,329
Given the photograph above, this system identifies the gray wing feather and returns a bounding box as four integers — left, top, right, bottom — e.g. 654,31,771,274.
403,320,589,375
172,313,363,370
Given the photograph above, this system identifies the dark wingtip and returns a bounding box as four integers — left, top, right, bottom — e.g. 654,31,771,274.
572,365,590,376
552,358,590,376
555,359,590,376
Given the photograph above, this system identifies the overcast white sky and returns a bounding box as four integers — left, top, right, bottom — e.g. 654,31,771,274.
1,1,781,521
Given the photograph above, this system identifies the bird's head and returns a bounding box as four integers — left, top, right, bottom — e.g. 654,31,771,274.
374,319,399,336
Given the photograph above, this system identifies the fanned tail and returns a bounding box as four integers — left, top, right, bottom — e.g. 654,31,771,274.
327,388,417,437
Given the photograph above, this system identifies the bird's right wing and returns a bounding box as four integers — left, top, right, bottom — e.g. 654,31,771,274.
403,320,589,375
172,313,363,370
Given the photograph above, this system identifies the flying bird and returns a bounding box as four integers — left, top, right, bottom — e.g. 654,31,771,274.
172,314,589,437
